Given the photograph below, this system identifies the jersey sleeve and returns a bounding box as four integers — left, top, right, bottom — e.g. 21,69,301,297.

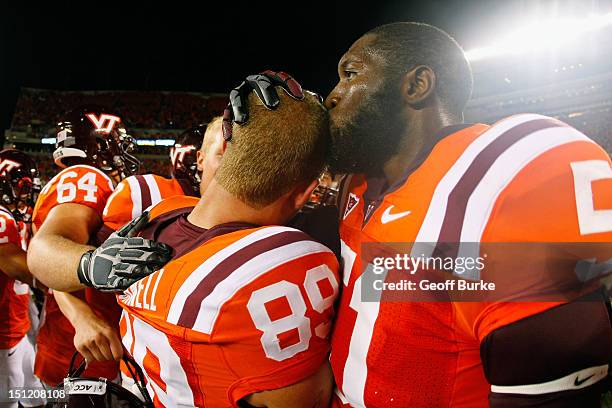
456,140,612,342
0,210,21,247
102,175,187,234
33,165,115,228
102,177,136,232
191,245,340,403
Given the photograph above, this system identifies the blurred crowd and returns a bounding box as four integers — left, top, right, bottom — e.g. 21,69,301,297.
561,109,612,154
7,88,229,181
11,88,227,130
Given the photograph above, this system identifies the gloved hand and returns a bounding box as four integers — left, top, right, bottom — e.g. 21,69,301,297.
77,211,172,292
223,70,305,140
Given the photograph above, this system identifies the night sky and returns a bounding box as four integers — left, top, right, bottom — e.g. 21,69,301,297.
1,0,608,131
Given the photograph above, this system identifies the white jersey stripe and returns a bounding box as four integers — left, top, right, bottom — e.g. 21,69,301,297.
166,226,303,324
491,364,609,395
461,127,592,243
340,269,383,408
413,113,556,256
192,239,332,334
125,176,142,220
143,174,163,207
455,127,592,278
120,311,134,354
340,240,356,287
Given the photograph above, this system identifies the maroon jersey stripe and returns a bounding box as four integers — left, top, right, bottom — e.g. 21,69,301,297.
434,118,568,254
134,175,152,211
177,229,311,328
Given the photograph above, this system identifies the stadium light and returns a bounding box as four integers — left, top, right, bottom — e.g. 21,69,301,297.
135,139,176,146
465,12,612,61
155,139,175,146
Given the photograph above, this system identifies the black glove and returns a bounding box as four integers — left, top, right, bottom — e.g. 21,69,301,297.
77,211,172,292
222,70,305,141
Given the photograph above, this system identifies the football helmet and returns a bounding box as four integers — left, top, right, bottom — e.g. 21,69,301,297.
303,171,339,211
0,149,41,221
170,124,205,195
46,352,154,408
54,106,140,179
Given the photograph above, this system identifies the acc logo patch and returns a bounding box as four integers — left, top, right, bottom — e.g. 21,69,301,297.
343,192,360,220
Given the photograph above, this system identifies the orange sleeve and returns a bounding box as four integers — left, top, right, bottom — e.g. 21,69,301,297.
102,177,135,231
33,165,115,229
457,141,612,342
0,210,21,247
147,195,200,219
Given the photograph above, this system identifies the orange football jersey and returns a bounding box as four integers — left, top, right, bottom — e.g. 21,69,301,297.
331,114,612,407
102,174,194,232
0,207,31,349
118,196,340,407
32,164,121,385
33,165,114,231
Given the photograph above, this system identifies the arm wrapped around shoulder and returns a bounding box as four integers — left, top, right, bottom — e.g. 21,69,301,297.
78,211,173,292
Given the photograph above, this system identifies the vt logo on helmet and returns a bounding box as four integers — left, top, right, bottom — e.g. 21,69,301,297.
0,159,21,175
169,145,196,168
85,113,122,134
169,124,206,195
0,149,41,222
54,106,140,179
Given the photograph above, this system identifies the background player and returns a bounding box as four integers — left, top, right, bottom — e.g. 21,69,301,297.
0,149,44,408
86,118,222,381
118,86,340,407
100,116,224,236
26,107,169,386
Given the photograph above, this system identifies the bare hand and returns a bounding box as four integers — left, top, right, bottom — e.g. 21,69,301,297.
73,314,123,363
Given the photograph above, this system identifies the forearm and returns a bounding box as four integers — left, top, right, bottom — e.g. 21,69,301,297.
28,234,94,292
54,290,96,327
0,244,34,286
56,290,124,362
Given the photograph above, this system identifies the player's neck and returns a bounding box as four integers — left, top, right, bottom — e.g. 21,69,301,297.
187,180,284,229
383,109,461,186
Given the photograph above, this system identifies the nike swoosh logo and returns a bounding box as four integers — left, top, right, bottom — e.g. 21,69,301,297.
381,205,412,224
8,350,15,357
574,374,594,387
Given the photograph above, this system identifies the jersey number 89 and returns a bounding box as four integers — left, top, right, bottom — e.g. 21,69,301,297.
247,264,338,362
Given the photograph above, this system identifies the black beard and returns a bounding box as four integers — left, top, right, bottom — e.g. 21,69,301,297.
328,82,404,175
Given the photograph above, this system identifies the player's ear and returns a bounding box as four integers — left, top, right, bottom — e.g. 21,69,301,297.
401,65,437,109
196,150,204,172
291,179,319,212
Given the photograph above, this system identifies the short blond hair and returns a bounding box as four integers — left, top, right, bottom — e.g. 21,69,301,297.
215,89,328,208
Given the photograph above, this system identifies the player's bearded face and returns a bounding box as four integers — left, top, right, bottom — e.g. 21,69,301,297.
328,79,404,175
